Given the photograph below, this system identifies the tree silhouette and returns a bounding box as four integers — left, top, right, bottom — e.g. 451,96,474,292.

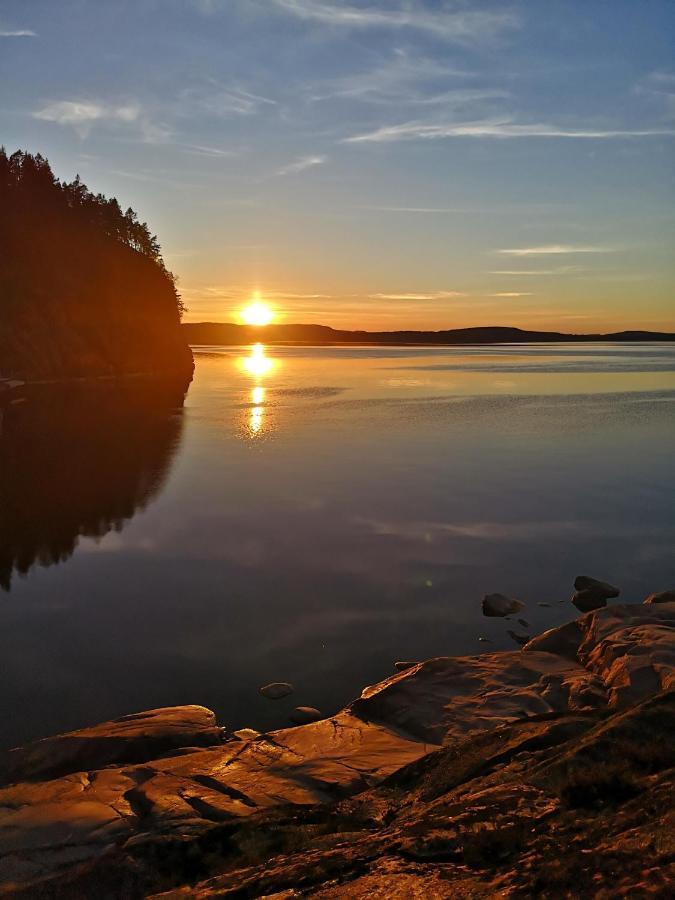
0,149,192,379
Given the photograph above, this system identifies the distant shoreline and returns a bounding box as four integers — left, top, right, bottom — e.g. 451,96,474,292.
183,322,675,346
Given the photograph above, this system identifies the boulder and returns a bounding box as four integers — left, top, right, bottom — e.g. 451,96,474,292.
574,575,619,596
0,706,223,787
259,682,294,700
289,707,323,725
572,576,619,613
482,593,525,617
524,620,583,660
572,588,608,613
644,590,675,605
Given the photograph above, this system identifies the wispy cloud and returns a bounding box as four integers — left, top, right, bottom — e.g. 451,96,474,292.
32,98,180,145
496,245,612,256
308,51,474,106
184,285,332,300
0,28,36,37
344,118,675,143
180,143,236,158
277,154,326,175
491,292,533,297
634,70,675,120
181,85,276,117
307,48,504,113
267,1,517,43
33,100,140,137
362,205,467,214
490,267,581,275
369,291,465,301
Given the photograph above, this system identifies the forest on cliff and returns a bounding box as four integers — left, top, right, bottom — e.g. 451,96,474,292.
0,149,192,379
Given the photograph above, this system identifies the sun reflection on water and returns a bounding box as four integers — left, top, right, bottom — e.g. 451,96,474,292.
242,342,273,378
239,344,275,438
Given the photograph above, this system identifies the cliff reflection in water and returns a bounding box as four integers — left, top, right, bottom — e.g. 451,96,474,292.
0,377,188,590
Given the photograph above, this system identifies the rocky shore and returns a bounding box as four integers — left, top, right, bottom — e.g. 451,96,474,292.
1,597,673,898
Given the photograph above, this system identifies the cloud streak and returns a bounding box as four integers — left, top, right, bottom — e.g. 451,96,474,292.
0,28,36,37
369,291,465,301
490,268,581,275
277,154,326,175
496,245,612,256
268,1,517,42
344,118,675,143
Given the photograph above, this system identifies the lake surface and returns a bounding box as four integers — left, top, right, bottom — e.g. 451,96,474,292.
1,343,674,749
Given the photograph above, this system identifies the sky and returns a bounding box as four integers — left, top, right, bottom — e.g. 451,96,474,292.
1,0,674,331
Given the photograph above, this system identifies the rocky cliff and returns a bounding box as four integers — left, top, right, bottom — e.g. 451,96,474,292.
0,600,673,897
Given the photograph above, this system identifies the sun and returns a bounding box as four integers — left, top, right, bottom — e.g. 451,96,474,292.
241,299,273,326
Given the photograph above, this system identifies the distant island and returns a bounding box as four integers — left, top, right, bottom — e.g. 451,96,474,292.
184,322,675,346
0,150,192,381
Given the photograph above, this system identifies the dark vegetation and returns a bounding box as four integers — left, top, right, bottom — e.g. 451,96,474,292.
184,321,675,346
0,149,192,379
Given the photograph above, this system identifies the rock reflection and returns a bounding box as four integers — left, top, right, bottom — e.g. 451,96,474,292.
0,377,189,590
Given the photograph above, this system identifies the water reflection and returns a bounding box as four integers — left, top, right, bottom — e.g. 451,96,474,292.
239,344,276,438
0,377,188,590
241,342,274,378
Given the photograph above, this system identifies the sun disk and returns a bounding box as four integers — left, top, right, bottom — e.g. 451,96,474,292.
241,301,273,326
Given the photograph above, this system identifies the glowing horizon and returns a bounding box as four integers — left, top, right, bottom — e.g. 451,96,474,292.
5,1,674,334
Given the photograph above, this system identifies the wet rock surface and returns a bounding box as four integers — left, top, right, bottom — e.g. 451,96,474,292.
645,589,675,605
0,602,673,898
259,683,294,700
481,593,525,617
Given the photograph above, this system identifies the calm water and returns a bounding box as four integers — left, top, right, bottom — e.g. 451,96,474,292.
1,343,674,749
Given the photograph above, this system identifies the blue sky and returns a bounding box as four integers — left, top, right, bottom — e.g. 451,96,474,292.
1,0,674,329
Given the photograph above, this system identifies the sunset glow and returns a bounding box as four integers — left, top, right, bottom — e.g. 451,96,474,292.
241,301,273,327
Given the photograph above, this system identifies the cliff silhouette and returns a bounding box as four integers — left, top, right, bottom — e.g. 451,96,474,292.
0,150,193,380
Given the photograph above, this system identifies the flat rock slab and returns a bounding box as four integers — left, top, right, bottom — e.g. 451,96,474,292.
0,706,224,787
1,603,673,892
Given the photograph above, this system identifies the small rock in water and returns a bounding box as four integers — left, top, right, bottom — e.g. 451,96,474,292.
517,618,530,628
482,593,525,618
574,575,620,597
537,602,551,608
507,630,530,646
572,575,620,613
478,637,492,643
233,728,261,741
395,661,418,671
259,682,294,700
644,590,675,605
290,706,322,725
